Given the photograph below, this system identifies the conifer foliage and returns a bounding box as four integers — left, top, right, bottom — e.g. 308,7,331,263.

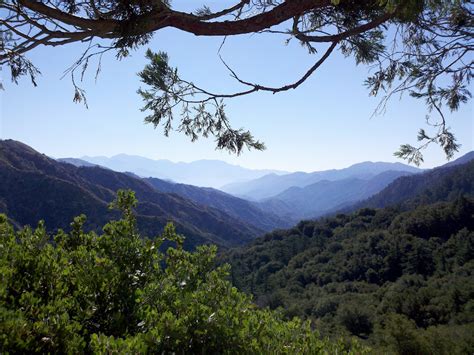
1,1,472,159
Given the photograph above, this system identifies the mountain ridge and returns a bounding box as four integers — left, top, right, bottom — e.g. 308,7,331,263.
342,156,474,213
259,170,415,220
144,177,291,231
221,161,422,200
0,140,269,249
75,154,288,188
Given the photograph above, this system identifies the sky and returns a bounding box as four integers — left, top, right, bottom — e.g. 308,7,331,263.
1,2,473,172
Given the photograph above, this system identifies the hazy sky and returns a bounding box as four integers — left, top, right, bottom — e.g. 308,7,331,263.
1,2,472,172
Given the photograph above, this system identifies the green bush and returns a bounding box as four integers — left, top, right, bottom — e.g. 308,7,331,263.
0,190,367,354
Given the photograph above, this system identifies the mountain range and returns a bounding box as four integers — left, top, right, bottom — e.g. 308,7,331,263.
221,161,422,200
143,178,290,231
61,157,291,231
218,162,423,221
259,169,415,220
0,140,285,249
62,154,429,222
61,148,474,224
64,155,287,188
4,139,473,250
222,156,474,350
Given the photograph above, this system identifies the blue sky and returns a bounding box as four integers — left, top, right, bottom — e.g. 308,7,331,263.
1,2,472,172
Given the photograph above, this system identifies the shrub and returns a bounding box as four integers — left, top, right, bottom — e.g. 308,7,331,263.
0,190,367,354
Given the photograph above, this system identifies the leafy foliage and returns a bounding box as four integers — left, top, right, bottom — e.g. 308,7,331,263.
0,190,367,354
365,1,472,163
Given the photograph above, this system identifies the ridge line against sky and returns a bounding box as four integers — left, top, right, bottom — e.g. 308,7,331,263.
0,2,472,171
49,149,472,174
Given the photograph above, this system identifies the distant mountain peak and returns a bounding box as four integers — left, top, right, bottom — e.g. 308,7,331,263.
222,160,422,200
76,154,288,188
342,157,474,213
345,160,422,172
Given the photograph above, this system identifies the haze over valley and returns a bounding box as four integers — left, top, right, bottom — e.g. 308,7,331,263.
60,150,441,222
62,154,288,188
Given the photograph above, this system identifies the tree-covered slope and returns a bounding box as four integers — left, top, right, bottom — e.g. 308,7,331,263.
224,197,474,353
223,159,474,353
0,140,263,248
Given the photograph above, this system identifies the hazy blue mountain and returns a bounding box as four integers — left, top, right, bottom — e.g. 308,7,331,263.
0,140,266,249
145,178,291,231
254,198,297,223
259,170,414,220
79,154,287,188
222,161,422,200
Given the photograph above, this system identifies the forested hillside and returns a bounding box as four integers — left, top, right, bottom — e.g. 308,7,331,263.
2,0,473,352
2,140,473,353
224,161,474,353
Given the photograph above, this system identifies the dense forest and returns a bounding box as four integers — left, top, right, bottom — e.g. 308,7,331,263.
0,190,366,354
225,196,474,353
